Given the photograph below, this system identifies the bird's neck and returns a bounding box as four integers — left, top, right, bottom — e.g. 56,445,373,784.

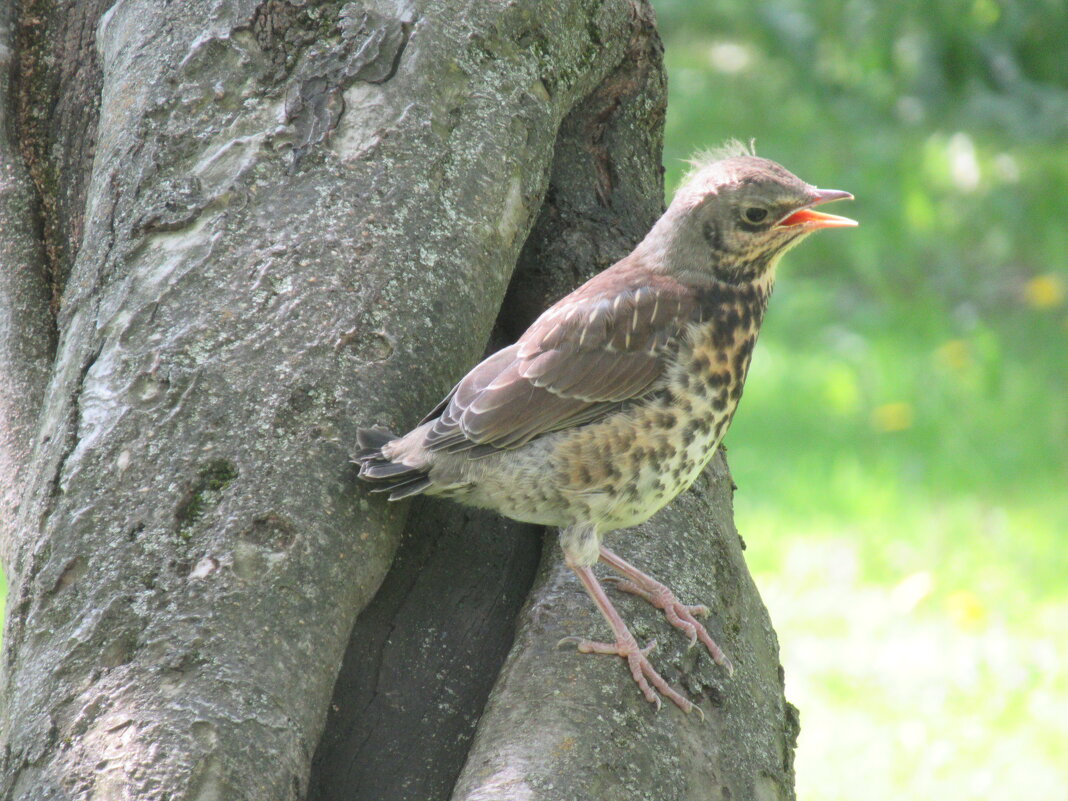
632,210,778,324
634,205,785,290
691,275,774,332
635,204,697,275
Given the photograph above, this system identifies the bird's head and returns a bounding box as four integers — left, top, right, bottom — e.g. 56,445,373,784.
642,143,856,286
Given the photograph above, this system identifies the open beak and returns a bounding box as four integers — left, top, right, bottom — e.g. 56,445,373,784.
777,188,857,229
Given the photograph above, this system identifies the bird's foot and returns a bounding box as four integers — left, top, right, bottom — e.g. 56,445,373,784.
603,575,732,673
600,549,734,674
559,634,701,716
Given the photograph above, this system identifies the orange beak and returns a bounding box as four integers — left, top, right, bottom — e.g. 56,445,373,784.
777,188,857,229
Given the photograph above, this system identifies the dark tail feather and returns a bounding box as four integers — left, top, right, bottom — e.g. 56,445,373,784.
355,426,433,500
383,475,433,500
355,426,399,459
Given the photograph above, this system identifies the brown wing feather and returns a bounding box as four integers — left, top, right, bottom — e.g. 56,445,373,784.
423,266,698,452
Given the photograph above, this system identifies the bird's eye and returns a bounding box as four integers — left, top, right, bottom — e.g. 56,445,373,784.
743,207,768,224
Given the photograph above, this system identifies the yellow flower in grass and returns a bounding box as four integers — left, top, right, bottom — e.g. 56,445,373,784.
871,402,914,432
946,589,986,630
935,339,971,371
1024,274,1065,309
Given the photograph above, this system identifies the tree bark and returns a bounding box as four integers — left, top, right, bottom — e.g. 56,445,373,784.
0,2,798,800
0,0,55,567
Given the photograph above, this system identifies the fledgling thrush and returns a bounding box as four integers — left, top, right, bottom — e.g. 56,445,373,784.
357,146,856,712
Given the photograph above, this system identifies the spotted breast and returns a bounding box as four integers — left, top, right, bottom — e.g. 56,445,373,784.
543,277,771,532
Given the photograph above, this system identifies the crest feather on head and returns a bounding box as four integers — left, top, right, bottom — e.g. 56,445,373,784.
682,138,757,181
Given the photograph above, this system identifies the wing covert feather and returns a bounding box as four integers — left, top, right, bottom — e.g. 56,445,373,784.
424,273,698,452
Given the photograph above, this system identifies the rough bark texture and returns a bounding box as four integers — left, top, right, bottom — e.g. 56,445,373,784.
0,1,798,800
0,2,55,565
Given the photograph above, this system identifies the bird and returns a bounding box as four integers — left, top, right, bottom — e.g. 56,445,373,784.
356,144,856,713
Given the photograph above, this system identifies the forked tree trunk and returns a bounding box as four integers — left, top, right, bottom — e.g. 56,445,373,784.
0,2,797,799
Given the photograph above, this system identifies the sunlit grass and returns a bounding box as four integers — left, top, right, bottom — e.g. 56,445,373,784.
731,293,1068,601
755,537,1068,801
656,2,1068,798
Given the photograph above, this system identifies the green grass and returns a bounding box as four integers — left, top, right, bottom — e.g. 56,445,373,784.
654,0,1068,798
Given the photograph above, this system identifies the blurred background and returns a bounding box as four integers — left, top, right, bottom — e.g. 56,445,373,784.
652,0,1067,797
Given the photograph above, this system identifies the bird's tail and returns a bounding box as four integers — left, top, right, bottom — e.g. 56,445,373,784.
355,427,433,500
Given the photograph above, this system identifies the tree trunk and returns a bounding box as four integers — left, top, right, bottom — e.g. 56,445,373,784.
0,2,797,800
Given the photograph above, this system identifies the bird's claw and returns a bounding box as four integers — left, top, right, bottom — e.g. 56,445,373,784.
604,569,731,670
566,636,658,657
689,604,711,619
567,633,701,714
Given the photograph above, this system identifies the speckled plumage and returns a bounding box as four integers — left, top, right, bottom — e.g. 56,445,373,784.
357,150,855,712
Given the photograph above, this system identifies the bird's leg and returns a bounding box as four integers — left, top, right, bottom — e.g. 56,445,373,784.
566,563,699,714
599,546,733,674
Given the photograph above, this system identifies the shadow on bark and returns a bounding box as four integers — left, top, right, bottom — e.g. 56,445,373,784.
308,501,542,801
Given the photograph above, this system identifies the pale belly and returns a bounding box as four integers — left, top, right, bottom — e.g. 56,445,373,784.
546,396,732,532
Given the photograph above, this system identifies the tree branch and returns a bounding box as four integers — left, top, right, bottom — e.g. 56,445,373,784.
0,0,55,564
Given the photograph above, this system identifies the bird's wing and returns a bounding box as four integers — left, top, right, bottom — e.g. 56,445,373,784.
423,278,697,452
